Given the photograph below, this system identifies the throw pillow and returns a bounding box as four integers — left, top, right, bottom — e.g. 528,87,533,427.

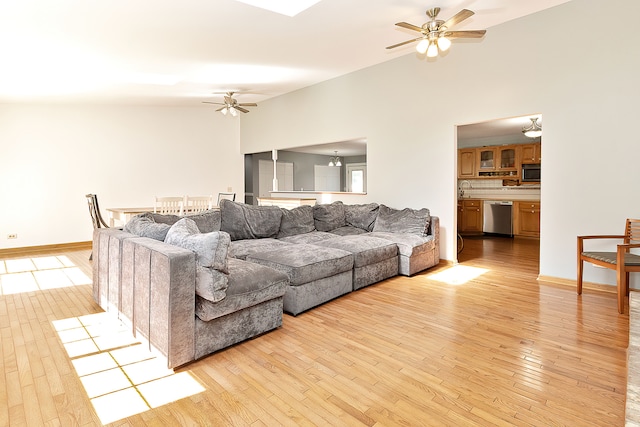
373,204,431,237
195,264,228,302
124,213,171,241
150,212,182,226
277,205,316,238
220,199,283,240
312,201,346,232
185,208,221,233
164,218,230,273
345,203,379,231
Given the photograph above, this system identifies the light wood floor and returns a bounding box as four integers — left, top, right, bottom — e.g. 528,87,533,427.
0,236,629,426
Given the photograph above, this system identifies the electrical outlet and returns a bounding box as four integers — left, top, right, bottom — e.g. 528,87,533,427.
227,186,233,192
7,233,17,239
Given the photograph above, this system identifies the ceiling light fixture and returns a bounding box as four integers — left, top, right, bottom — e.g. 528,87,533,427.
522,118,542,138
328,151,342,167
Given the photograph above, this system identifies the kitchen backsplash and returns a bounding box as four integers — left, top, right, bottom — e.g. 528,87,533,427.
458,179,540,201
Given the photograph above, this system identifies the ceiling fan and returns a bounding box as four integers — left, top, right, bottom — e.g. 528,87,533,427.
386,7,486,58
202,92,257,116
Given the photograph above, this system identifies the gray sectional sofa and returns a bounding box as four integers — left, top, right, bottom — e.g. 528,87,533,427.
92,200,439,368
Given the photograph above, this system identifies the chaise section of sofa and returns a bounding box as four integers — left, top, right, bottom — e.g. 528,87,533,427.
92,215,288,368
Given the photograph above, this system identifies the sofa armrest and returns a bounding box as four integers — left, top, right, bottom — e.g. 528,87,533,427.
121,237,197,368
429,216,440,242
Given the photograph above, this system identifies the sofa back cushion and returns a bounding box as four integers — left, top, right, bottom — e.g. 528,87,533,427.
313,201,346,232
124,212,171,241
220,199,283,240
277,205,316,238
373,204,431,237
345,203,379,231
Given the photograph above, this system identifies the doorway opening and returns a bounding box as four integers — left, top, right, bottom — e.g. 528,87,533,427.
455,114,542,264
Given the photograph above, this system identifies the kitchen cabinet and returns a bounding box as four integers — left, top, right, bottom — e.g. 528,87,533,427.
513,201,540,237
458,148,476,178
476,146,520,178
521,143,541,164
459,199,483,234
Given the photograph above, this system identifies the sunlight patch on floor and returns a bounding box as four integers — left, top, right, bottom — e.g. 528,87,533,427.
427,265,489,285
0,255,91,295
52,312,205,424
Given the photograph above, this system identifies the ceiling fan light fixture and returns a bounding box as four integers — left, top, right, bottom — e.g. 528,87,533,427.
229,107,238,117
437,35,451,51
426,42,439,58
221,107,228,116
522,118,542,138
416,38,430,54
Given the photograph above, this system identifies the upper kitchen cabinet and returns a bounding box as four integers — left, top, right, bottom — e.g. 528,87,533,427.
476,145,520,178
521,142,541,164
458,148,476,178
476,147,496,172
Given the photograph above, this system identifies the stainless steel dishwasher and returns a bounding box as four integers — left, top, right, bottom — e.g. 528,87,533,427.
483,200,513,236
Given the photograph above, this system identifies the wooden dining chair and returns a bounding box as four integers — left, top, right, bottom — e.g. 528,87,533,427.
185,195,213,214
577,218,640,314
217,192,236,205
85,194,109,260
154,196,184,216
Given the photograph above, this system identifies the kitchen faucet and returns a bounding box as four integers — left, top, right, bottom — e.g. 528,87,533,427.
459,180,472,198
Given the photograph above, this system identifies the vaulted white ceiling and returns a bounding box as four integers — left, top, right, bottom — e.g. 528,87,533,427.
0,0,571,106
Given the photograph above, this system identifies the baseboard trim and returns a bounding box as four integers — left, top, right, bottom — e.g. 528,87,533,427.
537,275,617,294
0,241,92,257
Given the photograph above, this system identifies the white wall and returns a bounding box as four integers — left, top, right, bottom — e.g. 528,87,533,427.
0,105,242,249
241,0,640,287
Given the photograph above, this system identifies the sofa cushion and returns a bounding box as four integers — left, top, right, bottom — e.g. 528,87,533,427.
185,209,221,233
246,244,353,286
373,205,431,237
313,201,346,232
195,258,288,321
368,232,435,257
345,203,379,231
277,231,336,244
313,235,398,268
220,199,283,240
164,218,230,273
277,205,316,238
124,213,171,241
229,238,292,261
329,226,367,236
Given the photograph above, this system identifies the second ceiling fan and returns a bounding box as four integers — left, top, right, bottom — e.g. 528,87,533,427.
203,92,257,116
386,7,486,58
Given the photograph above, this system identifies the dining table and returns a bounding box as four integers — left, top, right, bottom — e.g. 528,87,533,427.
106,205,220,227
105,207,155,227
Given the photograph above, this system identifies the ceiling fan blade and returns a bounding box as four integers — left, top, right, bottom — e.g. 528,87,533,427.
215,106,225,112
443,30,486,39
395,22,423,33
236,106,250,114
442,9,474,29
202,101,224,105
386,37,422,50
238,103,257,107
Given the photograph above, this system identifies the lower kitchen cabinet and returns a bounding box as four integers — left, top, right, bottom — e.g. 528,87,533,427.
458,199,483,235
513,201,540,237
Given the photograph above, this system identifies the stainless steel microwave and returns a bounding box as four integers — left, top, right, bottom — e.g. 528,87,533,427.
522,163,541,182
